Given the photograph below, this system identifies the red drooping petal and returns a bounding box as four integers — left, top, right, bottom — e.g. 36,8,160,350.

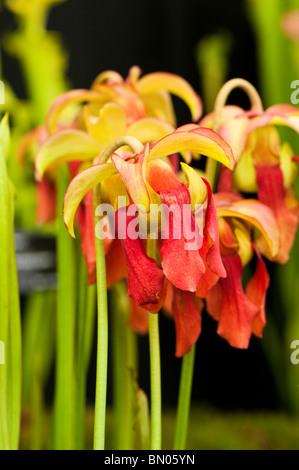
172,287,203,357
106,238,127,288
80,190,96,285
205,280,222,322
36,178,57,224
256,164,299,263
160,184,205,292
115,205,165,307
245,244,270,338
196,238,220,298
140,277,169,314
217,166,233,192
202,178,226,278
206,252,259,349
162,281,174,318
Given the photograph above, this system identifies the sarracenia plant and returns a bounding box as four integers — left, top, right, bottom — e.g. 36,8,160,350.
24,65,299,451
0,114,22,450
59,126,235,450
34,67,204,450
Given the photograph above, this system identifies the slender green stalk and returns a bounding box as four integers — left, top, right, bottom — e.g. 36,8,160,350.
22,290,55,449
111,282,137,450
74,248,88,450
196,31,232,113
30,356,44,450
135,386,150,450
13,9,68,125
148,313,162,450
0,146,10,451
74,248,96,449
91,136,143,449
248,0,299,414
0,115,21,450
92,185,109,450
6,181,22,450
147,238,162,451
173,344,196,450
84,284,97,372
53,164,77,450
247,0,292,107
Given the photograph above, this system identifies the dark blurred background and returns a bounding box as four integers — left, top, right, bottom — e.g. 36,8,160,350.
0,0,282,412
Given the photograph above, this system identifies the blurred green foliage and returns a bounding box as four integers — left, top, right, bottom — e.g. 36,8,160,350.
20,405,299,450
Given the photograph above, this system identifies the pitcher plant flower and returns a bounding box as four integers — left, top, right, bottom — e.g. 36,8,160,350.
60,125,235,356
33,66,203,280
200,78,299,264
44,65,202,135
204,192,279,349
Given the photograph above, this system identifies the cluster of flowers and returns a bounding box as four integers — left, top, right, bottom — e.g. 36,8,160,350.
23,66,299,357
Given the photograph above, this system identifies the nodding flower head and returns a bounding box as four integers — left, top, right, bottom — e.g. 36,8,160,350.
201,101,299,264
61,125,234,357
204,191,279,349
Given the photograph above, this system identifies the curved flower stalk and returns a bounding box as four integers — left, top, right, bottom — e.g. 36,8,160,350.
204,192,280,348
62,125,235,357
200,80,299,264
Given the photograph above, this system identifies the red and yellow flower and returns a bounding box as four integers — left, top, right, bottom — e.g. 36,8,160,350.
204,192,279,349
59,125,235,356
32,66,202,280
200,103,299,263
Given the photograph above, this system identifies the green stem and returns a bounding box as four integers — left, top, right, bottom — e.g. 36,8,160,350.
74,248,88,450
16,10,68,126
53,164,77,450
135,386,151,450
74,250,96,450
7,188,22,451
247,0,292,107
93,185,109,450
0,148,10,450
148,313,162,450
147,236,162,451
196,31,232,113
111,282,137,450
84,284,97,372
173,344,196,450
22,290,55,449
